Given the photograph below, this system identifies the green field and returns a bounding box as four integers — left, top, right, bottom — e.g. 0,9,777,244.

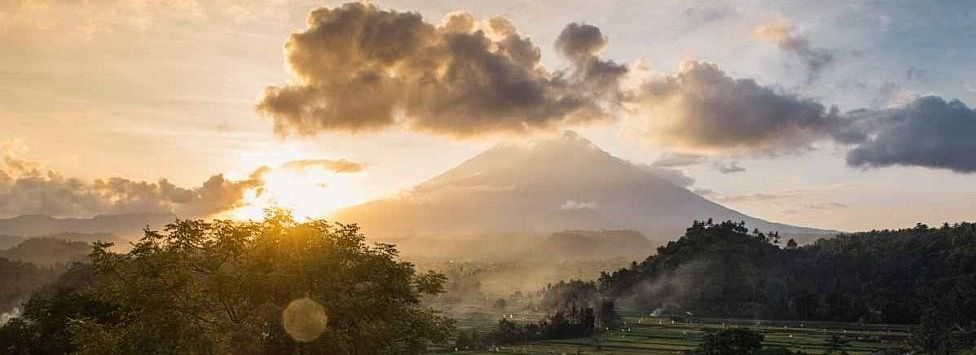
439,310,912,354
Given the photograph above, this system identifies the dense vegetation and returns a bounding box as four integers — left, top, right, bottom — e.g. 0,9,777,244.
593,220,976,353
0,236,106,314
0,257,58,313
453,308,597,350
0,212,452,354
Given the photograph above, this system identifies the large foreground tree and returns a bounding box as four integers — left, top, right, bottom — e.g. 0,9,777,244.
4,212,453,355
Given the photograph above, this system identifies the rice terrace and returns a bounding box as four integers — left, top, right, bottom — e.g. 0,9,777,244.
444,311,911,354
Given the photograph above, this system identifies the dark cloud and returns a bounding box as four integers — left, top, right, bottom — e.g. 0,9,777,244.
633,61,850,154
0,144,261,218
555,23,628,97
847,96,976,173
258,3,625,138
555,23,607,60
632,64,976,173
281,159,364,173
754,20,834,83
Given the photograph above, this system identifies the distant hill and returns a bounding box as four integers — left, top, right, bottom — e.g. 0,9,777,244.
0,238,92,267
0,213,173,239
334,133,836,243
543,230,654,261
0,236,24,250
394,229,655,263
594,220,976,326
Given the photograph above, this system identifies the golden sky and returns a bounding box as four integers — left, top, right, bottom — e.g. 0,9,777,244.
2,0,975,231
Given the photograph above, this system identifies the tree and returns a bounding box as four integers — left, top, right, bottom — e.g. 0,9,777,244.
785,239,798,250
697,328,765,355
493,298,507,309
0,263,116,355
597,299,621,330
0,256,59,312
30,211,452,355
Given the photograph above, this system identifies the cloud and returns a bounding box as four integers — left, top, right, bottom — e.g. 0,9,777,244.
281,159,364,173
257,3,625,138
0,142,261,218
680,4,735,31
643,166,695,188
631,61,851,155
715,190,801,203
560,200,598,210
555,23,607,60
754,19,834,83
253,4,976,176
873,81,918,108
555,23,629,98
650,152,705,168
802,202,847,210
713,161,745,174
846,96,976,173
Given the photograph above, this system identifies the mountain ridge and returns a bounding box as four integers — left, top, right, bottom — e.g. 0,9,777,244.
0,213,174,238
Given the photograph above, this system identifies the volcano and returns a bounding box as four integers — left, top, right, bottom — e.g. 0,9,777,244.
333,133,834,242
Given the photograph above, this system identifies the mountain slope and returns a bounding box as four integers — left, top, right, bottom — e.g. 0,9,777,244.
333,133,834,242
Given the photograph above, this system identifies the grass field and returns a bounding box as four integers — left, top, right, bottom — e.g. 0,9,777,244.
438,310,912,354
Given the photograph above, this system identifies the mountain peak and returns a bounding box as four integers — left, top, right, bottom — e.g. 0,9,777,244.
416,131,632,192
334,133,834,241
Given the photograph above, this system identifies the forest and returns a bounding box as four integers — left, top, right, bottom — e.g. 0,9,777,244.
591,220,976,353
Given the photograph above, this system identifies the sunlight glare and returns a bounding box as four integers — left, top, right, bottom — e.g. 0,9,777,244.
231,165,364,222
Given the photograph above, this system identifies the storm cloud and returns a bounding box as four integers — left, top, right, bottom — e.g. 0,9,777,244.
846,96,976,173
258,3,624,138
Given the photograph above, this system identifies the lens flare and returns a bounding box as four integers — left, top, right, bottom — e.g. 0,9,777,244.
282,297,328,343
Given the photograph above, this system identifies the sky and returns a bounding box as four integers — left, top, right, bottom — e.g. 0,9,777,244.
1,0,974,231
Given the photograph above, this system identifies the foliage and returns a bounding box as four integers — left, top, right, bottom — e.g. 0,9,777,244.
592,220,976,353
695,327,805,355
697,327,765,355
453,308,597,350
541,280,600,315
0,256,59,312
1,212,454,355
0,263,116,355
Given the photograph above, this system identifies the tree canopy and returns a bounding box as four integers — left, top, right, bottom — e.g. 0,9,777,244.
593,220,976,353
1,212,453,355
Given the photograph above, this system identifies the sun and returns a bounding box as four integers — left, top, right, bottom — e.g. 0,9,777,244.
230,166,364,222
